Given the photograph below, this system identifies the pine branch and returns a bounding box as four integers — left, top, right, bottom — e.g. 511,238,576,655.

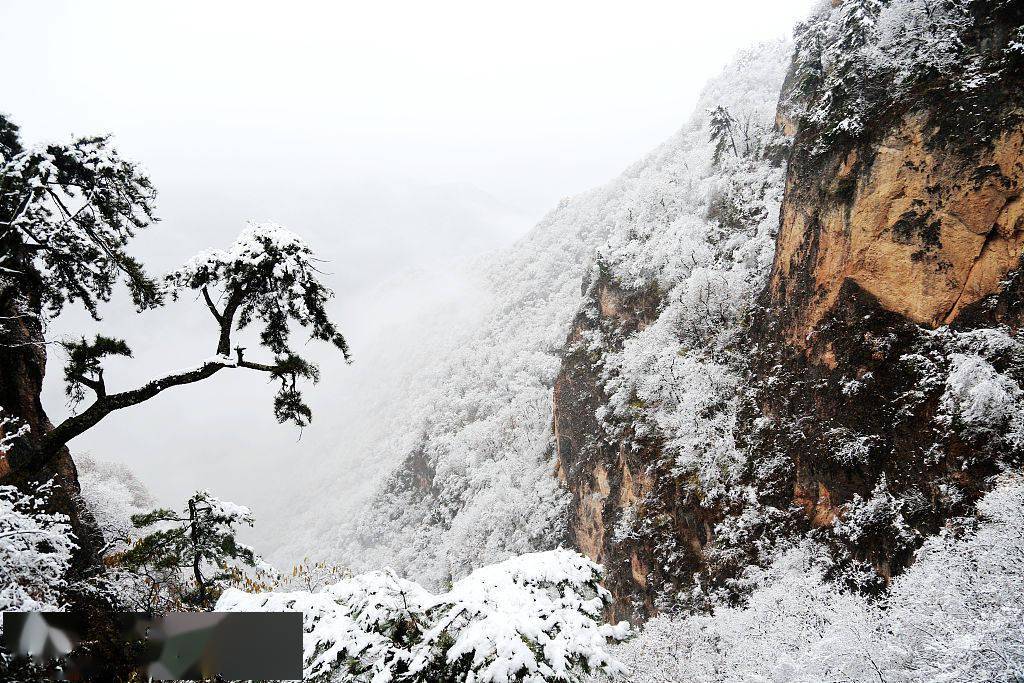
43,349,299,454
201,286,224,324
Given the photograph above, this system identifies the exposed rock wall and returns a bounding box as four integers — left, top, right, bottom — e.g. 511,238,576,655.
554,2,1024,621
550,41,792,619
752,3,1024,575
768,111,1024,348
553,277,673,623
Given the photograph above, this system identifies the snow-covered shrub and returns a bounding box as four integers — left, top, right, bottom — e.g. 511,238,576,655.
913,326,1024,462
219,549,629,683
825,476,923,589
0,482,76,612
881,473,1024,680
224,570,432,682
273,557,354,593
941,353,1024,446
831,477,919,552
594,474,1024,682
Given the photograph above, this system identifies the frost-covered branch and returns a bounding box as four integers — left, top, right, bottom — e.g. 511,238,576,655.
0,410,30,456
46,353,239,452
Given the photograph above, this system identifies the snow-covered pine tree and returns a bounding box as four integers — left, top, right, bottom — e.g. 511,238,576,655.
0,113,160,573
120,491,261,609
0,113,349,581
709,106,739,164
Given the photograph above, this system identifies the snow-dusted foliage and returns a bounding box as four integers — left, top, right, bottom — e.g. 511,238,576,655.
598,474,1024,682
0,115,160,315
0,409,30,453
323,40,793,590
0,482,76,612
219,549,628,683
707,324,1024,597
274,558,355,593
788,0,1021,148
591,41,789,515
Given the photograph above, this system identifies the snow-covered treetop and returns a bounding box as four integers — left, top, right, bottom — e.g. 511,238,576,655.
129,489,254,544
219,549,629,683
1,112,352,453
0,114,160,316
162,222,351,425
166,222,349,357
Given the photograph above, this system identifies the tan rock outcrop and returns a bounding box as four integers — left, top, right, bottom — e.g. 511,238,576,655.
769,110,1024,348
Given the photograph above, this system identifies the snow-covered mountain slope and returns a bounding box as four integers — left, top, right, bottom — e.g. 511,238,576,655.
551,40,791,619
595,474,1024,682
553,0,1024,621
286,40,793,588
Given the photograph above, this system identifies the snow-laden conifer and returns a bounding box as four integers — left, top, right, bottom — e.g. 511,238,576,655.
120,491,263,609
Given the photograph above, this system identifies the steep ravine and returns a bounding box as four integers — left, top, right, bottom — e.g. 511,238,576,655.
555,0,1024,620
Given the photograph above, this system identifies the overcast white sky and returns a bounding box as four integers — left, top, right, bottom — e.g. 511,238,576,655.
5,0,815,215
2,0,815,554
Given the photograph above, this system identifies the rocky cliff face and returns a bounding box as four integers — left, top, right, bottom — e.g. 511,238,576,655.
769,113,1024,345
750,0,1024,583
551,41,791,621
553,277,667,623
554,0,1024,620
